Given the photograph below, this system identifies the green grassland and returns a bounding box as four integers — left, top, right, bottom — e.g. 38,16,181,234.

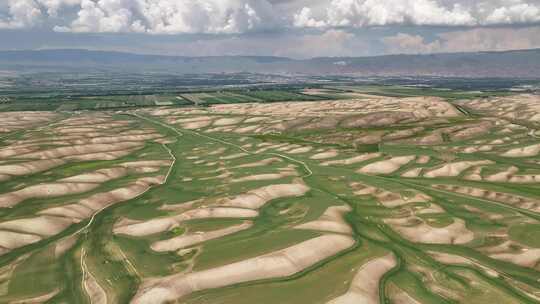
125,109,540,303
180,90,325,105
0,84,516,112
0,88,329,111
1,89,540,304
0,94,191,111
328,85,513,100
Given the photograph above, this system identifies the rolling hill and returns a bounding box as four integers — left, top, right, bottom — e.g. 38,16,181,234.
0,48,539,78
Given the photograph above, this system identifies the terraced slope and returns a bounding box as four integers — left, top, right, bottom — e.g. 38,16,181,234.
1,94,540,303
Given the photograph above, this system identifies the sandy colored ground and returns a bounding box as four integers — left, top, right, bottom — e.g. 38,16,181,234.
154,138,176,145
220,152,248,160
119,182,309,239
462,145,493,153
287,146,313,154
0,176,165,255
295,205,352,234
434,184,540,213
384,127,424,141
327,254,397,304
230,170,298,183
0,253,31,295
153,96,461,139
358,156,416,175
244,117,268,123
232,157,282,168
68,133,163,145
205,97,460,119
424,160,493,178
213,117,244,126
310,150,339,160
0,159,170,208
5,101,538,301
387,284,422,304
204,126,235,133
459,95,540,124
234,125,260,134
221,183,310,209
321,153,381,166
464,166,483,181
384,217,474,244
401,168,422,178
60,167,128,183
206,147,227,156
0,216,75,240
0,159,66,179
408,264,463,301
118,160,173,168
380,192,431,208
15,142,144,160
417,155,431,164
484,166,519,182
64,149,137,161
82,251,108,304
0,183,100,208
252,143,290,154
492,250,540,269
132,234,355,303
114,208,258,237
450,121,493,141
0,146,40,159
416,203,446,214
0,231,42,256
172,116,213,129
151,221,253,252
0,112,59,133
55,235,78,258
429,251,499,277
350,182,431,208
483,166,540,183
234,125,262,134
276,144,302,152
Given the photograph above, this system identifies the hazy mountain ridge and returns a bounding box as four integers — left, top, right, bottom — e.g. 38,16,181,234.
1,49,539,78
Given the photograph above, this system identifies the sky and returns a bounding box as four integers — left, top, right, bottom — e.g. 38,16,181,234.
1,0,540,58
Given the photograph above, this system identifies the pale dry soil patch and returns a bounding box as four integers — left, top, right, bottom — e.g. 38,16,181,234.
358,156,416,175
151,221,253,252
326,253,397,304
295,205,352,234
132,235,355,304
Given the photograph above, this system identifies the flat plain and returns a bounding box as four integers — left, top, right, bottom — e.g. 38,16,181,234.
1,87,540,304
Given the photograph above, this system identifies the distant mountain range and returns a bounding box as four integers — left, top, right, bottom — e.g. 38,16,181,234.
1,48,539,78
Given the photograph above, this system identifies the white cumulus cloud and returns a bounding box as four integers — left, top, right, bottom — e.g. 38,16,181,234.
2,0,540,34
1,0,278,34
381,33,441,54
381,27,540,54
37,0,81,16
294,0,540,28
293,7,327,28
0,0,43,29
53,0,278,34
54,0,140,33
485,2,540,24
